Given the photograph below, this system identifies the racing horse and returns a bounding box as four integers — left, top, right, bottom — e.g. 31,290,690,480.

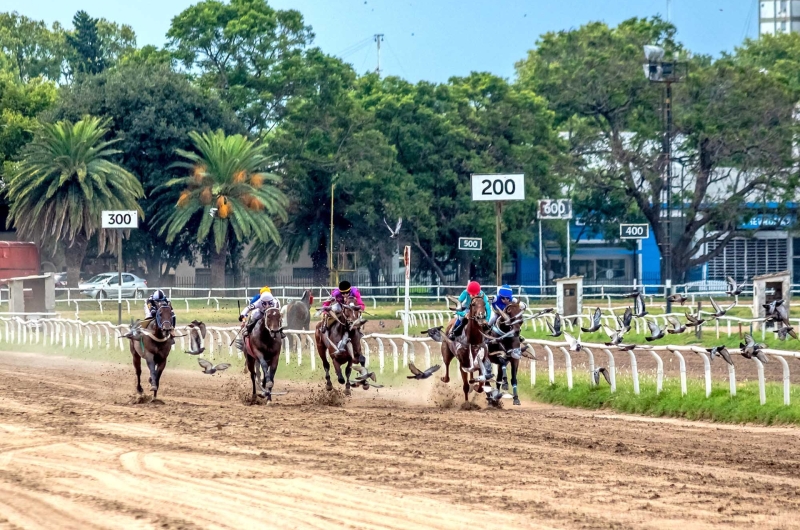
129,303,175,399
487,300,530,406
243,306,284,401
441,294,492,402
315,295,368,395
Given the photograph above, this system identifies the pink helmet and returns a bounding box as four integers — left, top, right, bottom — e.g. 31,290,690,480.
467,281,481,296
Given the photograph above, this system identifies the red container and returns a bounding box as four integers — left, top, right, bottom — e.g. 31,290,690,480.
0,242,40,282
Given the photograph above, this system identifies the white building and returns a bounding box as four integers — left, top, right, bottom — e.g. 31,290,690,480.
760,0,800,35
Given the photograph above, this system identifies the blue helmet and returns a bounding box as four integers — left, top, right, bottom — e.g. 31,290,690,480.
498,285,513,299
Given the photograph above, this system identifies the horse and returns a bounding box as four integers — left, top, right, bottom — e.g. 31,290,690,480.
284,289,313,351
129,303,175,399
315,295,368,395
243,306,284,402
440,295,492,402
487,300,529,406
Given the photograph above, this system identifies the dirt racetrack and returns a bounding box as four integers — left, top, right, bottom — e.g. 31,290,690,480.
2,351,800,529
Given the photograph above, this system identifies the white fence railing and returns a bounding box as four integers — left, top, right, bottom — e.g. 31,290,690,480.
0,316,797,407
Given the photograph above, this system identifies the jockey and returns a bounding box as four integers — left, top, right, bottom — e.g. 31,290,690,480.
448,281,492,340
238,286,282,342
144,289,175,327
489,284,516,327
320,280,365,335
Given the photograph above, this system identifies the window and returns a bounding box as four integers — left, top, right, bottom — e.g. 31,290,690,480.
781,0,788,14
707,236,787,281
781,20,788,31
596,259,627,280
123,274,134,283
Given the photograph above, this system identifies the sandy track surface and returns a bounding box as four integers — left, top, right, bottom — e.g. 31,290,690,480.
1,351,800,529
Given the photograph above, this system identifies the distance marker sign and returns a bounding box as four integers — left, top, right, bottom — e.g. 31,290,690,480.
471,174,525,201
102,210,138,229
458,237,482,251
619,223,649,240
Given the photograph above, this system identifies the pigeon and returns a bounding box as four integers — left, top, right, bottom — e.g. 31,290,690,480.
740,333,768,363
774,303,790,326
773,322,798,341
667,293,688,306
685,311,706,327
198,359,230,375
617,307,633,333
564,332,582,352
185,320,206,355
622,290,641,299
726,277,745,296
379,320,385,329
422,326,443,342
581,307,602,333
633,293,648,318
353,364,377,382
707,346,733,366
407,362,441,379
763,299,784,322
645,320,665,341
593,367,612,386
603,325,624,346
529,308,554,319
545,313,562,337
666,315,686,334
617,344,637,351
383,217,402,238
709,297,735,319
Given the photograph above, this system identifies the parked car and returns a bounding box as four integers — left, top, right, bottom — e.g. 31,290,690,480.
78,272,148,299
54,272,67,288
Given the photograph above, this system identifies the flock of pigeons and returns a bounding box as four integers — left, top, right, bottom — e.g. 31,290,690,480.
534,277,795,385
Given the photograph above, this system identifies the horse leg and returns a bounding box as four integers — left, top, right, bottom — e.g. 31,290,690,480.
259,357,271,398
266,353,280,402
344,362,352,395
510,358,520,406
146,358,157,394
332,358,345,386
131,352,143,395
440,342,454,383
317,340,333,391
460,369,470,402
245,355,257,399
153,358,167,399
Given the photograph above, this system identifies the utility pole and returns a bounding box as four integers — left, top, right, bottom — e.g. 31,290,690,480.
374,34,384,76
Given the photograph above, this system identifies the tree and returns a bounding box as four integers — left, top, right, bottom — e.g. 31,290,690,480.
48,62,242,283
253,54,404,285
157,130,288,287
516,17,797,281
65,10,106,75
0,68,56,170
0,12,67,82
167,0,312,133
4,117,144,286
360,73,560,284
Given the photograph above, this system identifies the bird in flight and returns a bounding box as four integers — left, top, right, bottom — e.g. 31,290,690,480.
383,217,402,238
407,362,441,379
198,359,230,375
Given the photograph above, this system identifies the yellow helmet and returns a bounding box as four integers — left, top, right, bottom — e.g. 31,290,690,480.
259,286,271,294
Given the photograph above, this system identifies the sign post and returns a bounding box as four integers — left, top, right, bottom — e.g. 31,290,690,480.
471,174,525,283
403,245,410,339
102,210,138,325
538,199,573,278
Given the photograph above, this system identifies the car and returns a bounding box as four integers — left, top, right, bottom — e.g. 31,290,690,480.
78,272,148,300
54,272,67,288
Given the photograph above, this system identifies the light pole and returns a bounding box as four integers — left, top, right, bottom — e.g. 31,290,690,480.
643,45,685,313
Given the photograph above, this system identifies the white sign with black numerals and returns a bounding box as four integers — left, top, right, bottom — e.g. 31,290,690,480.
471,174,525,201
537,199,573,220
101,210,138,229
619,223,649,240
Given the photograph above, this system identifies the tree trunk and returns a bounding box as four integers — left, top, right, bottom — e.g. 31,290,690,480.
210,248,227,289
458,253,473,286
63,234,89,288
311,235,329,286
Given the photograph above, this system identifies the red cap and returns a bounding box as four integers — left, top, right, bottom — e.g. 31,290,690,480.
467,281,481,296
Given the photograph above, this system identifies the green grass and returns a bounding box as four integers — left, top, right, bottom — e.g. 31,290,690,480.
524,371,800,425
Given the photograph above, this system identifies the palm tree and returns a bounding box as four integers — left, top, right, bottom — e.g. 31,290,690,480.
5,117,144,287
157,130,287,288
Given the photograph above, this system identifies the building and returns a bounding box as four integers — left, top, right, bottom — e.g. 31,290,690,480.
759,0,800,35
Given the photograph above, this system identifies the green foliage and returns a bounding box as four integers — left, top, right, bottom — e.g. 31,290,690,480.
0,68,56,170
4,116,144,284
48,62,242,278
157,129,288,254
167,0,313,133
65,10,106,75
0,11,67,82
525,372,800,426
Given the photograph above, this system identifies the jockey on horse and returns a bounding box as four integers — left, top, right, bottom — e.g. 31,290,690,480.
237,286,283,351
144,289,175,328
320,280,365,343
448,281,492,340
487,284,528,405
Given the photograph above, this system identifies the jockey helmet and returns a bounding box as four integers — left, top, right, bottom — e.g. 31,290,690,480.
498,285,513,300
259,286,271,295
338,280,352,293
467,281,481,296
152,289,166,300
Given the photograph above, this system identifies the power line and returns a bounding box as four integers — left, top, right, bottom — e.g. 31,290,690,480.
384,38,409,79
336,36,373,59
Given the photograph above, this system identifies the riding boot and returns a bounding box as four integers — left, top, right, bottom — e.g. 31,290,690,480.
448,319,466,341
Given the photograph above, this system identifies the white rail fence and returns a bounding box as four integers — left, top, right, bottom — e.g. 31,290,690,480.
1,316,798,406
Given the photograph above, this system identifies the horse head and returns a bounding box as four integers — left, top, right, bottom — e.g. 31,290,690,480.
498,301,525,337
263,307,284,337
156,303,173,333
342,295,361,326
469,295,487,325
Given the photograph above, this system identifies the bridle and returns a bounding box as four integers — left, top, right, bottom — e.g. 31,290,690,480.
263,307,283,336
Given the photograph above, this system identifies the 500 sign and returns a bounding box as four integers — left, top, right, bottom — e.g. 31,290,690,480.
471,174,525,201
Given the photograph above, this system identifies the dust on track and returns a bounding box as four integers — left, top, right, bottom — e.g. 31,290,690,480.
1,350,800,529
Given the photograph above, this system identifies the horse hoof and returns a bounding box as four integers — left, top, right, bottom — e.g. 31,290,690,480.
337,376,346,385
501,382,509,391
362,383,370,391
150,385,157,392
266,394,272,402
440,376,450,383
513,397,521,406
325,381,333,391
265,380,274,390
344,389,351,396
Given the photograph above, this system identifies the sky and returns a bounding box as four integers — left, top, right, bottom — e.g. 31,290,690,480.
12,0,760,83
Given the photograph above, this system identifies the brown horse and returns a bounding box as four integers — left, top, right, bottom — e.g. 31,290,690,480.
130,303,174,399
487,300,529,406
243,306,284,401
315,295,368,395
441,295,492,402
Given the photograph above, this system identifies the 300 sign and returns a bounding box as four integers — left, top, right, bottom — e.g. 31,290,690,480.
101,210,138,229
471,174,525,201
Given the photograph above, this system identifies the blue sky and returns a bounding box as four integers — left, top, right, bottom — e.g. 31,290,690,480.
15,0,758,82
